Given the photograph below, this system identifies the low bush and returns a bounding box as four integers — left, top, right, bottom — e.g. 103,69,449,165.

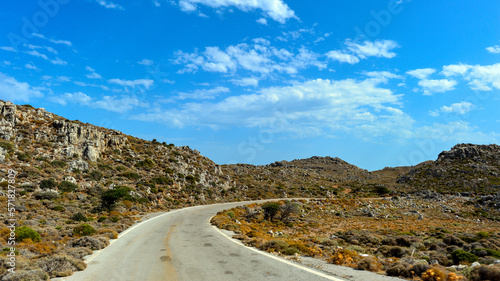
73,224,96,236
356,257,382,272
421,268,446,281
386,262,412,278
262,202,280,221
15,226,41,243
59,181,78,193
469,265,500,281
40,179,57,190
451,249,478,265
70,212,87,222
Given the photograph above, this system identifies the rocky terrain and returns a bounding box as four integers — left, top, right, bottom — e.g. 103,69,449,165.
0,99,498,280
398,144,500,194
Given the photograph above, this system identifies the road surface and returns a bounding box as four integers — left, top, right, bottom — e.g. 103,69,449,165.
64,200,402,281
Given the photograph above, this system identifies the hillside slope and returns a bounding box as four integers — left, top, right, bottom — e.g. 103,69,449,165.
398,144,500,194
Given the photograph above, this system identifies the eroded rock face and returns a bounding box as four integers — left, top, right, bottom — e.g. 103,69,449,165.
438,143,500,163
0,101,17,141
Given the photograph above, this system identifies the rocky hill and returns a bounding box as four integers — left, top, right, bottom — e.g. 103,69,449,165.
397,144,500,194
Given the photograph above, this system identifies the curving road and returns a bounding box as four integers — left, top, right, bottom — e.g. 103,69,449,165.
63,200,343,281
64,200,404,281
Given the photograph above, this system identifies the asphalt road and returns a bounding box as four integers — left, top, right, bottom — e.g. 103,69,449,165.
64,200,403,281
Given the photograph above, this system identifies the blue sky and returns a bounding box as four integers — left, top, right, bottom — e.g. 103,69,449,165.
1,0,499,170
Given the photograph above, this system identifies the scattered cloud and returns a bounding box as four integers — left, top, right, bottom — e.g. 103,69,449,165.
326,39,399,64
418,79,457,95
138,59,154,66
413,121,497,143
0,73,44,102
256,18,268,25
32,33,72,47
486,45,500,54
174,38,325,76
131,77,405,137
230,77,260,87
95,0,124,10
25,63,39,70
345,39,399,59
429,101,476,117
326,50,359,64
441,63,500,91
85,66,102,79
51,92,148,113
173,0,297,23
407,68,436,79
0,46,17,52
26,50,49,60
108,78,154,89
177,86,230,100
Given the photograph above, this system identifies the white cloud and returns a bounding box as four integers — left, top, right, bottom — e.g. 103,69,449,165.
441,64,471,77
51,92,92,106
85,66,102,79
326,50,360,64
86,72,102,79
430,101,476,117
174,0,297,23
364,71,402,83
441,63,500,91
413,121,497,143
418,79,457,95
25,63,39,70
0,73,44,102
407,68,436,79
108,78,154,89
174,39,324,76
345,39,399,59
138,59,154,66
93,96,148,113
177,86,230,100
131,77,405,137
326,39,399,65
230,77,260,87
32,33,72,47
256,18,268,25
50,57,67,65
95,0,124,10
486,45,500,54
26,50,49,60
51,92,148,113
0,46,17,52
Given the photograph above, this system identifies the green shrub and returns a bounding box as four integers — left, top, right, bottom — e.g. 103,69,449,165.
260,240,289,252
70,212,87,222
98,216,107,222
100,186,131,211
373,185,391,195
17,152,31,162
40,179,57,190
226,211,235,219
282,247,301,255
53,205,65,211
152,177,173,185
262,202,281,221
451,249,478,264
135,159,155,169
0,140,14,153
110,216,120,223
59,181,78,193
88,170,103,181
51,160,67,168
73,224,96,236
16,226,41,243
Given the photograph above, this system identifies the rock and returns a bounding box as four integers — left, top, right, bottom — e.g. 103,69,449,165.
471,261,481,267
69,160,89,171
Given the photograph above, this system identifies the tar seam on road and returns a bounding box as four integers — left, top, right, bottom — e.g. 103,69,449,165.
164,224,179,281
